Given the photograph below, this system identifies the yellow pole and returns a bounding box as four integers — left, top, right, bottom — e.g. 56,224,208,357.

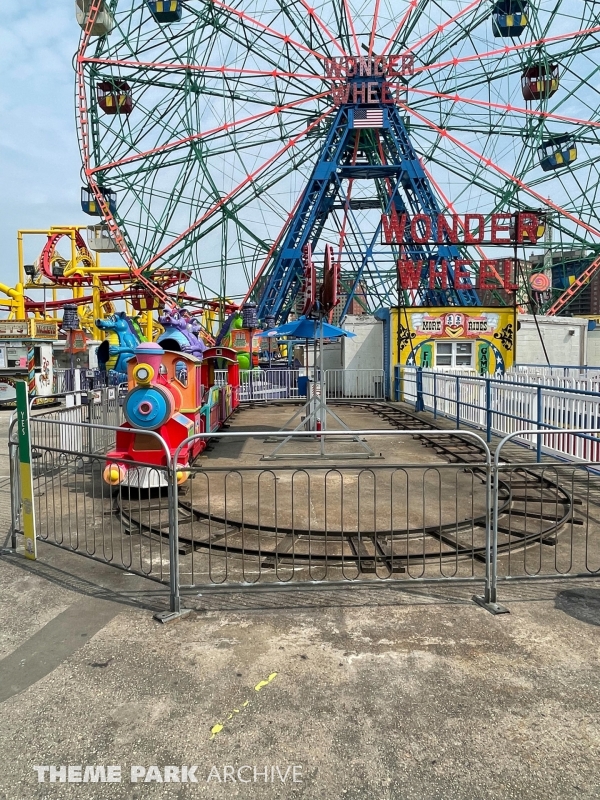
14,283,25,320
92,276,103,340
145,309,153,341
71,231,77,269
17,232,25,286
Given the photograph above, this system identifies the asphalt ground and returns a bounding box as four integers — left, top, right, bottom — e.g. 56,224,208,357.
1,404,600,799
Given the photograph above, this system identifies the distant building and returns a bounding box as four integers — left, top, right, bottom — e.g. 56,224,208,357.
530,250,596,316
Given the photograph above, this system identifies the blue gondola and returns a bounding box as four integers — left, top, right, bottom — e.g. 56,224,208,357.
147,0,182,23
538,134,577,172
492,0,528,37
81,186,117,216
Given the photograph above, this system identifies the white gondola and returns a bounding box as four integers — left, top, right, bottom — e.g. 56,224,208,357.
75,0,115,36
87,224,119,253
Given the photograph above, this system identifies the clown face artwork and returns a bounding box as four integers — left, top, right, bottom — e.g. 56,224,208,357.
443,312,465,337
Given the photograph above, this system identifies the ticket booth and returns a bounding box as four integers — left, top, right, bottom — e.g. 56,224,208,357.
0,319,60,404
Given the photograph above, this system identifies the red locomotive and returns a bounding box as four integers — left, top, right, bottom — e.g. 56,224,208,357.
104,342,240,487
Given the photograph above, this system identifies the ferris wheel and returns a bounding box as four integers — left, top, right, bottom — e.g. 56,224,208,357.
76,0,600,320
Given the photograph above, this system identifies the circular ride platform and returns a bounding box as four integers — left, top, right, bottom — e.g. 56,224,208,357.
112,403,573,585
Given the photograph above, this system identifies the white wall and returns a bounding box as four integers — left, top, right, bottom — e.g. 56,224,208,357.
340,315,383,370
321,341,342,370
586,328,600,366
517,314,588,366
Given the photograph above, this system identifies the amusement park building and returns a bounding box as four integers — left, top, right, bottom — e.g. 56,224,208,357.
325,310,595,400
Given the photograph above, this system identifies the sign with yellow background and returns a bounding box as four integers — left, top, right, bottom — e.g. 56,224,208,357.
391,306,517,373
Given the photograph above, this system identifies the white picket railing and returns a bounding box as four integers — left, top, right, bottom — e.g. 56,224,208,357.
214,369,229,387
508,367,600,393
397,366,600,461
513,363,600,382
235,369,386,402
325,369,385,399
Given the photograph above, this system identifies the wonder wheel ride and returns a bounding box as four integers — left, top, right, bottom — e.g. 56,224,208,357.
76,1,600,321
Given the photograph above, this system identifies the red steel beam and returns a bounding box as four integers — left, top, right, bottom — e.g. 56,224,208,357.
401,102,600,240
139,107,335,273
405,85,600,130
414,24,600,76
382,0,483,59
89,91,331,175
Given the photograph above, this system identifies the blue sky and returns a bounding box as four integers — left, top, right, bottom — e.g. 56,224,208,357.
0,2,84,280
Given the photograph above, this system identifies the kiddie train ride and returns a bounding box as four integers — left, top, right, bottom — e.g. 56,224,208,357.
103,341,240,488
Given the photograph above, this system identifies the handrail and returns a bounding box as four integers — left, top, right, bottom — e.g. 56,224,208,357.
397,366,600,461
398,366,600,399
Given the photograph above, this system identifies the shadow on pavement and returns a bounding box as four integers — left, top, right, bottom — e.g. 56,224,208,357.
555,587,600,627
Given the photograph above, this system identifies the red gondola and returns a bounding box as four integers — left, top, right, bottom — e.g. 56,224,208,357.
521,64,559,101
97,80,133,115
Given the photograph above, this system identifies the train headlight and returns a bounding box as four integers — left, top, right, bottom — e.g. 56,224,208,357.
133,363,155,386
176,467,190,484
103,463,127,485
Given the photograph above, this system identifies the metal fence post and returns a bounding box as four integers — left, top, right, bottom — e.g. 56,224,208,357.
415,368,424,412
455,374,460,429
168,467,181,613
102,387,109,427
85,391,94,455
153,463,190,623
485,378,491,443
8,439,20,550
487,461,506,611
433,372,437,419
473,457,509,615
490,461,498,604
536,385,543,462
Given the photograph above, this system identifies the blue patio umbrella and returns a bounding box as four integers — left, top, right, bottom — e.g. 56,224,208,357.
257,315,354,396
257,315,355,340
254,316,371,456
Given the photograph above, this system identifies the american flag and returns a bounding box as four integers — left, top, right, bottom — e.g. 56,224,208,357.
352,107,385,129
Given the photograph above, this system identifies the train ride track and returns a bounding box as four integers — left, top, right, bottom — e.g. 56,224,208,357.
116,401,578,572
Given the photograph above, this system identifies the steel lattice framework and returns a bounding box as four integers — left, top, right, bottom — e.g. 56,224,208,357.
76,1,600,320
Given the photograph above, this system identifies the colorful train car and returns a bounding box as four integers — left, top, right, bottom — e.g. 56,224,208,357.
201,345,239,431
104,342,239,487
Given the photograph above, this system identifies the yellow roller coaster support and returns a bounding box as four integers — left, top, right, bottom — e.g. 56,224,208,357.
0,282,25,319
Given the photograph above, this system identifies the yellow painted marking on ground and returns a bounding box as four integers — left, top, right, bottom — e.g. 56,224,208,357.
209,673,278,740
209,723,224,740
254,672,278,692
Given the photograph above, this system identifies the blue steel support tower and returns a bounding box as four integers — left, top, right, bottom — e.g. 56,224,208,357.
255,80,481,323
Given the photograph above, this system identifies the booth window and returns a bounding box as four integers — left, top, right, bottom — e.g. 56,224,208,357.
435,341,473,367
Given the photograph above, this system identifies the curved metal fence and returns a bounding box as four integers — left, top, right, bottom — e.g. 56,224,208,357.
7,401,600,617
